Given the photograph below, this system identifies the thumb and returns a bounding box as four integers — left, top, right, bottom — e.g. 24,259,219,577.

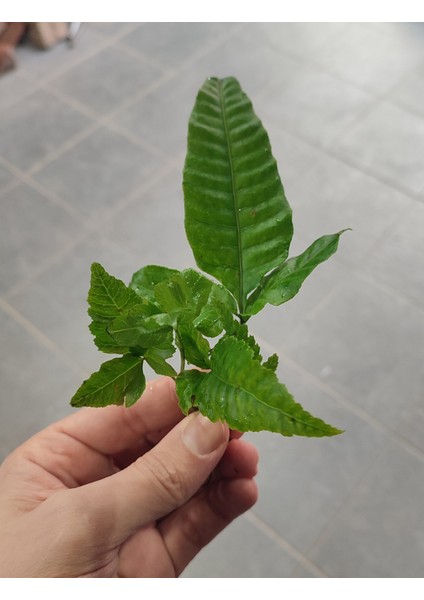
74,412,229,542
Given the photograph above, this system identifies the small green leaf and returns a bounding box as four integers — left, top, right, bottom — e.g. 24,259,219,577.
154,268,236,336
70,355,144,407
176,369,204,413
176,322,211,369
226,320,262,361
88,262,142,323
263,353,279,372
130,265,179,304
144,348,177,377
246,231,348,316
178,336,342,437
89,321,130,355
107,307,173,350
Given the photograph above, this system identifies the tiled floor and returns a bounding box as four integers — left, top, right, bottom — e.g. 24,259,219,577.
1,22,423,578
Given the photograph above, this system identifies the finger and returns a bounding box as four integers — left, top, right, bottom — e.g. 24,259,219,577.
69,412,230,543
158,477,258,576
213,438,259,480
53,377,183,456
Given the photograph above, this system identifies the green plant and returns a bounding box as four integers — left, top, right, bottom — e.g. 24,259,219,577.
71,76,348,437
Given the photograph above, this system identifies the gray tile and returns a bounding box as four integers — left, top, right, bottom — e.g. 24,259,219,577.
34,126,161,221
17,28,106,82
186,31,300,100
313,23,424,95
112,72,201,159
241,23,347,62
249,259,350,350
281,274,420,402
285,153,412,268
120,23,236,69
10,234,140,375
88,22,135,36
309,442,424,577
103,169,195,270
260,65,374,148
246,364,386,553
0,89,92,171
49,45,163,115
337,101,424,195
0,71,35,112
365,201,424,306
290,564,320,577
0,164,14,193
0,307,78,461
181,514,298,577
0,183,81,295
390,63,424,119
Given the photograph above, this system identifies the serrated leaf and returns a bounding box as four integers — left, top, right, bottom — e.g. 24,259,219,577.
183,76,293,314
226,320,262,361
70,355,144,407
144,348,177,377
130,265,179,304
246,231,348,316
88,262,143,323
107,305,173,350
176,336,342,437
176,322,210,369
175,369,203,413
154,268,236,336
89,321,130,355
263,353,279,372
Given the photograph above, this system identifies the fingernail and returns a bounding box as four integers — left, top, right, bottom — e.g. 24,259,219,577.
182,412,228,457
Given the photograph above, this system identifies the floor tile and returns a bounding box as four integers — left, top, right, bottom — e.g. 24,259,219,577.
286,153,412,267
336,101,424,195
0,183,81,295
181,514,298,577
120,23,236,69
390,62,424,121
0,71,35,112
186,31,300,100
260,65,374,148
17,27,106,82
103,169,195,270
308,441,424,577
246,363,386,553
49,45,163,115
10,233,139,375
313,23,424,95
281,274,420,403
0,89,92,171
0,164,14,193
365,201,424,305
0,308,78,461
241,22,347,62
112,72,201,159
34,126,161,221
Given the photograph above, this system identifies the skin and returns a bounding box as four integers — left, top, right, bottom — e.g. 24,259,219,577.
0,377,258,577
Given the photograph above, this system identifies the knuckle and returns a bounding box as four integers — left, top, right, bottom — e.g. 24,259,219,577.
138,453,189,507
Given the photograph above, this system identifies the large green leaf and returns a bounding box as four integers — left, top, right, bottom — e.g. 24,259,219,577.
176,336,342,437
245,231,348,316
71,355,145,407
183,77,293,315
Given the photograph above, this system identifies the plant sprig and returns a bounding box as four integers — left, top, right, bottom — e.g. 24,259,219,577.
71,77,348,438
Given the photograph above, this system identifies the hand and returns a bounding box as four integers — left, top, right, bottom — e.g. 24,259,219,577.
0,378,258,577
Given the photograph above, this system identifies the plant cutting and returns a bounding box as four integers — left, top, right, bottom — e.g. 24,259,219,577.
71,76,348,438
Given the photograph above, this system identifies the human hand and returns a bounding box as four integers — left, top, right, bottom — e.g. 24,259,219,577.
0,378,258,577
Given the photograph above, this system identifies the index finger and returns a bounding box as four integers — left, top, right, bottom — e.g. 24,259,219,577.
54,377,183,456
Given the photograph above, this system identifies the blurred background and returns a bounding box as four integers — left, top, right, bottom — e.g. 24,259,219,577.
0,22,423,577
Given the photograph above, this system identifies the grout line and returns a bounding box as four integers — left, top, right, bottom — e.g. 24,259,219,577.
243,511,329,578
0,297,85,377
256,330,424,464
